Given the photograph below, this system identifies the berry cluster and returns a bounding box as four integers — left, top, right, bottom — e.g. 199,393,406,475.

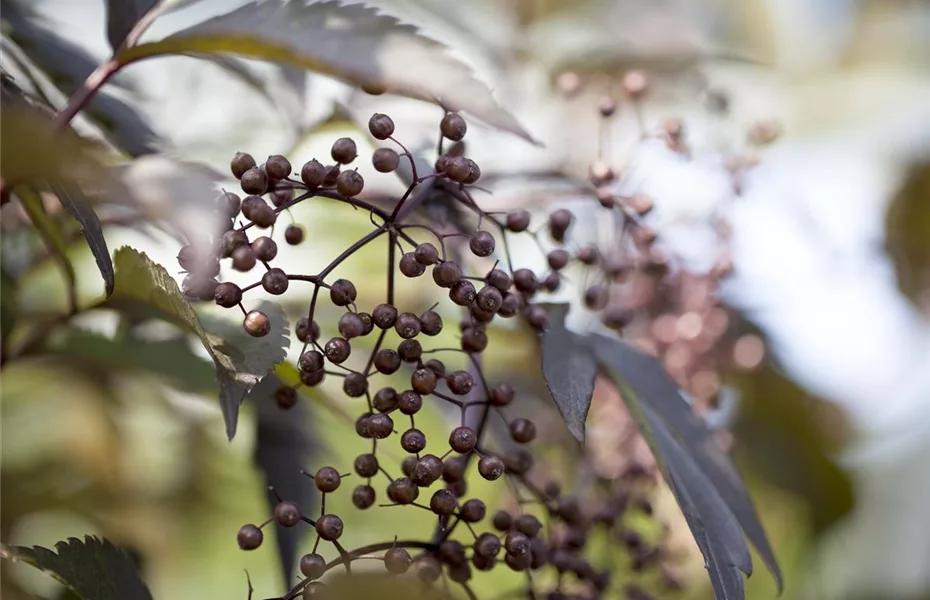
176,103,692,600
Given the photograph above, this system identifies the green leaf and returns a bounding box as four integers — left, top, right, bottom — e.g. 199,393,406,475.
15,186,78,312
588,333,783,595
115,0,537,143
103,247,290,439
539,303,597,443
248,374,318,586
1,535,153,600
43,328,216,393
105,0,160,50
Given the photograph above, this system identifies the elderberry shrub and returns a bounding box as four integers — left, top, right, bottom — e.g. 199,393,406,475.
184,108,678,599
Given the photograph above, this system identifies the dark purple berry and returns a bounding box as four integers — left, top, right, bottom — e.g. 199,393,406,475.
285,225,304,245
265,154,291,180
336,170,364,196
331,137,357,164
314,466,341,492
240,167,268,195
469,230,495,257
478,455,505,480
372,147,399,172
301,159,326,187
399,252,425,277
261,268,289,295
243,311,271,337
329,279,357,306
368,113,395,140
324,337,351,364
274,501,301,527
414,243,439,265
214,282,242,308
237,524,263,550
506,210,531,232
441,113,467,141
394,312,421,339
449,426,477,453
231,152,257,179
315,514,343,541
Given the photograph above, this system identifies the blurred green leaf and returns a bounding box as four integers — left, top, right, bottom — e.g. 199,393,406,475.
539,303,597,444
102,247,289,439
43,328,215,393
731,363,854,535
15,186,78,312
589,333,783,596
1,536,153,600
115,0,536,143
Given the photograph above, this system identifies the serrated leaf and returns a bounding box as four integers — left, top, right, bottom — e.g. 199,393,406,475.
3,3,161,156
1,535,153,600
105,0,160,50
589,333,783,594
115,0,536,143
248,373,318,586
50,181,115,296
102,247,290,439
642,401,749,599
539,303,597,443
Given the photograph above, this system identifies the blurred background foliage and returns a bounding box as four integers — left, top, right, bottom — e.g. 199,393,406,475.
2,0,929,599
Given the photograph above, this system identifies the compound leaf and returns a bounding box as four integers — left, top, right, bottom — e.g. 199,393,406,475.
1,535,153,600
116,0,536,143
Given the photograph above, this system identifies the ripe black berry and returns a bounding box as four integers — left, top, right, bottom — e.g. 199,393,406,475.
461,327,488,353
231,152,257,179
354,453,379,477
412,454,443,486
394,312,421,339
218,191,241,219
447,370,474,395
261,268,289,295
367,413,394,439
401,456,417,477
430,489,458,516
445,156,471,182
274,500,301,527
449,426,477,453
322,164,340,187
372,303,397,329
303,582,326,597
240,195,264,220
297,350,323,373
584,284,609,310
374,348,401,374
314,466,341,492
525,304,549,330
243,311,271,337
415,557,442,584
493,510,513,531
547,249,570,270
432,261,461,288
251,203,277,229
214,282,242,308
275,385,298,410
329,279,357,306
237,524,263,550
315,514,343,541
398,390,422,415
384,547,412,574
251,236,277,262
343,372,368,397
353,485,375,509
464,159,481,184
486,269,512,292
548,209,574,241
448,280,476,306
324,337,351,364
440,113,467,141
372,147,399,172
505,550,531,571
300,553,327,579
504,448,533,475
425,359,446,377
602,305,634,330
491,383,515,406
336,170,364,197
265,154,291,180
505,531,530,555
498,293,520,317
285,224,304,245
368,113,395,140
401,428,427,453
331,137,358,164
506,210,531,232
296,317,320,343
388,477,419,504
419,310,443,336
461,498,486,523
442,456,466,482
240,167,268,194
399,252,425,277
469,230,495,257
510,418,537,443
300,369,325,387
414,243,439,265
338,312,365,339
478,455,505,481
516,514,542,537
301,159,326,187
221,230,249,257
397,339,422,362
231,246,257,272
475,286,503,313
513,269,538,293
410,368,437,394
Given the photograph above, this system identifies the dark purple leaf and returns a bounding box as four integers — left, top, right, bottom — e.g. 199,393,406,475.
2,535,153,600
49,180,115,296
249,374,319,588
105,0,160,50
588,333,783,593
539,304,597,444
